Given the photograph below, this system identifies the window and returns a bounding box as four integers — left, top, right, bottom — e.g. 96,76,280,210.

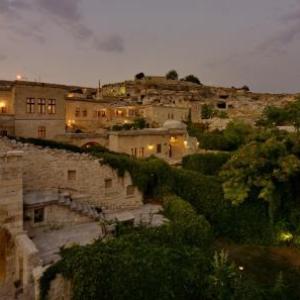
138,147,144,158
47,99,56,114
26,98,35,113
38,98,46,114
37,126,46,138
217,102,227,109
131,148,137,157
34,208,44,223
82,109,87,117
75,107,80,117
105,178,112,189
0,107,7,114
101,110,106,117
68,170,76,181
0,130,8,137
156,144,162,154
126,185,135,196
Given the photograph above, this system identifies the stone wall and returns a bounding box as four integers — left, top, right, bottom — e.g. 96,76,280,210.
25,204,92,229
0,149,41,300
0,150,23,235
1,139,143,211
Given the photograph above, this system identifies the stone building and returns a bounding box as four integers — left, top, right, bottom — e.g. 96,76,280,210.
0,81,71,139
143,105,190,127
0,137,143,299
109,120,198,163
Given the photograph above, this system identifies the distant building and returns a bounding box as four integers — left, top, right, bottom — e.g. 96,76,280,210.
109,120,198,162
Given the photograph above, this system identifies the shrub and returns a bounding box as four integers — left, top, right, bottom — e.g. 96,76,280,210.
182,153,231,176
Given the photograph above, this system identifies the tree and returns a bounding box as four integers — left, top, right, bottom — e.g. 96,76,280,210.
287,99,300,132
258,106,289,127
241,85,250,92
183,74,201,85
201,104,214,119
135,72,145,80
133,117,147,129
166,70,179,80
223,121,253,150
220,136,300,225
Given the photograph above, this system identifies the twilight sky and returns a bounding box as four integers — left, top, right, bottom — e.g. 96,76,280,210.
0,0,300,93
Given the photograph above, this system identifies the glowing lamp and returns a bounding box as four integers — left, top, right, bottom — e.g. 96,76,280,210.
148,145,154,151
170,136,176,143
16,74,22,80
279,231,293,242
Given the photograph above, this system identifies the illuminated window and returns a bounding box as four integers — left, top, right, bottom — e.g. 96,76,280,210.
37,126,46,138
105,178,112,189
38,99,46,114
34,208,44,223
126,185,135,196
75,108,80,117
101,110,106,117
26,98,35,113
47,99,56,114
68,170,76,181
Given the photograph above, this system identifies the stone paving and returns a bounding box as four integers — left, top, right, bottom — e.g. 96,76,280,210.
104,203,168,227
30,222,103,265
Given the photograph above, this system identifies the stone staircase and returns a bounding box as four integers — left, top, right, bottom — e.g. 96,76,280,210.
57,191,104,222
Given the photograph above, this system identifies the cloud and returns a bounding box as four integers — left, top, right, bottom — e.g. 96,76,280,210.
34,0,125,53
256,3,300,54
95,35,125,53
0,0,125,53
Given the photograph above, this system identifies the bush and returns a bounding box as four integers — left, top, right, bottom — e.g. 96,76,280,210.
182,153,231,176
172,169,225,223
40,198,214,300
200,131,231,151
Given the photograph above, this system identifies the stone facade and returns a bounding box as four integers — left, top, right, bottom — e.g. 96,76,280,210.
0,137,143,299
0,150,40,300
109,122,198,162
143,105,189,127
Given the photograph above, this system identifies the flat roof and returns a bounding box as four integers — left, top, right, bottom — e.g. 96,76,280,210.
109,128,186,136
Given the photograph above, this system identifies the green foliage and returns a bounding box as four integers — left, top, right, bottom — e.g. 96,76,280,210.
209,250,238,300
201,104,215,119
220,135,300,225
135,72,145,80
111,118,148,131
166,70,179,80
133,117,147,129
11,136,85,153
257,98,300,131
189,121,253,151
40,196,214,300
172,169,225,222
183,74,201,85
223,121,253,150
257,106,290,127
182,153,231,176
